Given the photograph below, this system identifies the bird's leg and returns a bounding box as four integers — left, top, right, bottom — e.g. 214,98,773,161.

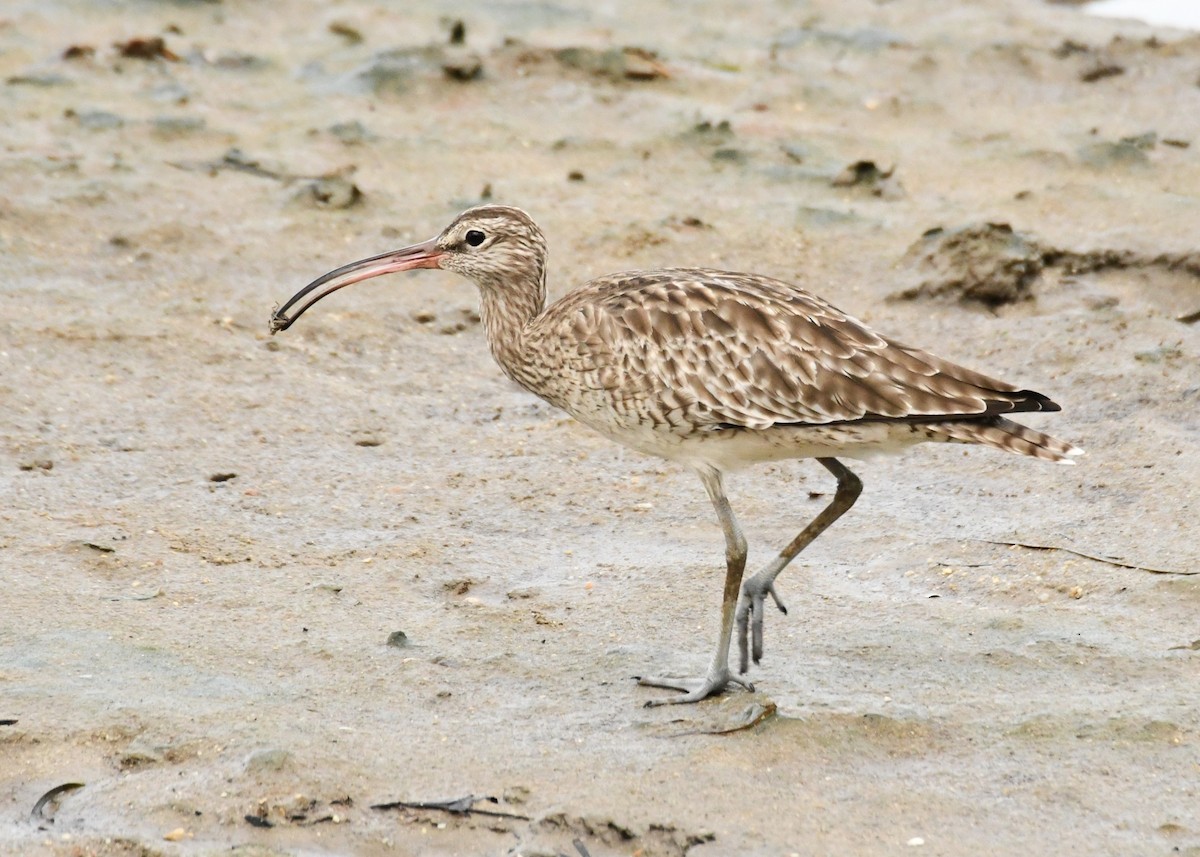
736,457,862,673
639,467,755,705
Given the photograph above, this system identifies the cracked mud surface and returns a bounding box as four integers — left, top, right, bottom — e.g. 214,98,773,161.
2,1,1198,855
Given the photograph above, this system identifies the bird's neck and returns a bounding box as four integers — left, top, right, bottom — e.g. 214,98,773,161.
476,268,547,385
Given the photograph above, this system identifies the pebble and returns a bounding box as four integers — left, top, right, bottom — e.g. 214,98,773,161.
153,116,206,137
329,119,370,145
292,176,362,209
70,110,124,130
244,748,293,773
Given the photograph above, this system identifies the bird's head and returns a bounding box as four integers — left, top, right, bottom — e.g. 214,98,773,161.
269,204,547,334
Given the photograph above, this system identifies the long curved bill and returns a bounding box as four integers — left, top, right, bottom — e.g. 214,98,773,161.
269,238,444,334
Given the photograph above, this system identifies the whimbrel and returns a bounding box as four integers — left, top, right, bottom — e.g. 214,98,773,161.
270,205,1081,706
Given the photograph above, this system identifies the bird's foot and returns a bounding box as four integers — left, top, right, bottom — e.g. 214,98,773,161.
735,580,788,673
636,669,754,707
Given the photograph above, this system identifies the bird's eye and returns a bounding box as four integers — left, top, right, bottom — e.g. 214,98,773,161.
465,229,486,247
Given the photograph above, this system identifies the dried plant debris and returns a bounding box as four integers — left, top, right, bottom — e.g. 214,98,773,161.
353,43,484,93
169,149,363,208
1051,33,1200,82
6,71,70,87
501,40,669,82
31,783,84,820
372,794,530,820
170,148,290,180
1080,62,1124,83
537,812,715,855
351,37,670,89
554,45,668,80
892,223,1200,308
975,539,1193,575
666,700,779,737
248,794,346,827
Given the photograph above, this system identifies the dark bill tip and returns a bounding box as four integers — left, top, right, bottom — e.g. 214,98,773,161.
267,238,443,335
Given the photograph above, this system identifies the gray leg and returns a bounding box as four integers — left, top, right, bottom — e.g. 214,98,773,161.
736,457,862,673
639,466,754,706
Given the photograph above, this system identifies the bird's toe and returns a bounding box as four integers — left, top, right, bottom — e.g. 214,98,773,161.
637,671,753,706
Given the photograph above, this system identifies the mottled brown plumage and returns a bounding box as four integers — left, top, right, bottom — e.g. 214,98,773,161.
271,204,1081,706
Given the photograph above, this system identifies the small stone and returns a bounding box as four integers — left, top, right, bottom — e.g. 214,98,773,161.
7,71,71,87
328,21,363,44
329,119,369,145
244,748,293,773
442,50,483,81
148,82,190,104
162,828,187,842
386,631,410,648
712,148,747,163
1119,131,1157,150
294,176,362,209
502,784,531,805
152,116,205,137
68,109,124,130
353,48,436,95
1080,63,1123,83
206,51,270,71
1078,140,1150,169
1134,344,1183,364
116,37,179,61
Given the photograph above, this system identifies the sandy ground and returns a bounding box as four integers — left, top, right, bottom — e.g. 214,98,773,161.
2,1,1199,855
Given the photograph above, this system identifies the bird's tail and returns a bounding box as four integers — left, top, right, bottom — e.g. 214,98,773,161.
928,417,1084,464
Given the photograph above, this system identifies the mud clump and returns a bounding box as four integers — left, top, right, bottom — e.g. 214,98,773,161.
892,222,1045,307
831,159,903,198
893,222,1200,313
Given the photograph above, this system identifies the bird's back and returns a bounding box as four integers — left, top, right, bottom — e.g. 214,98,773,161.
519,268,1057,441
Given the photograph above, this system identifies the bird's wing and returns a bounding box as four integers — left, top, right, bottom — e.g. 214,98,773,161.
544,269,1056,431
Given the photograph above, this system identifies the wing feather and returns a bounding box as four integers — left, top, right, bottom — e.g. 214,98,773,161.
535,268,1057,431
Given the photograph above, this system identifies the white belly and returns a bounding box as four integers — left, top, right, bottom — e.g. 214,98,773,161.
573,414,933,473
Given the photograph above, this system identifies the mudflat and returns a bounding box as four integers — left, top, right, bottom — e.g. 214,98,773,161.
2,1,1198,855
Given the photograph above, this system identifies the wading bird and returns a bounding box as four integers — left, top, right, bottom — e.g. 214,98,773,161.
270,205,1080,706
